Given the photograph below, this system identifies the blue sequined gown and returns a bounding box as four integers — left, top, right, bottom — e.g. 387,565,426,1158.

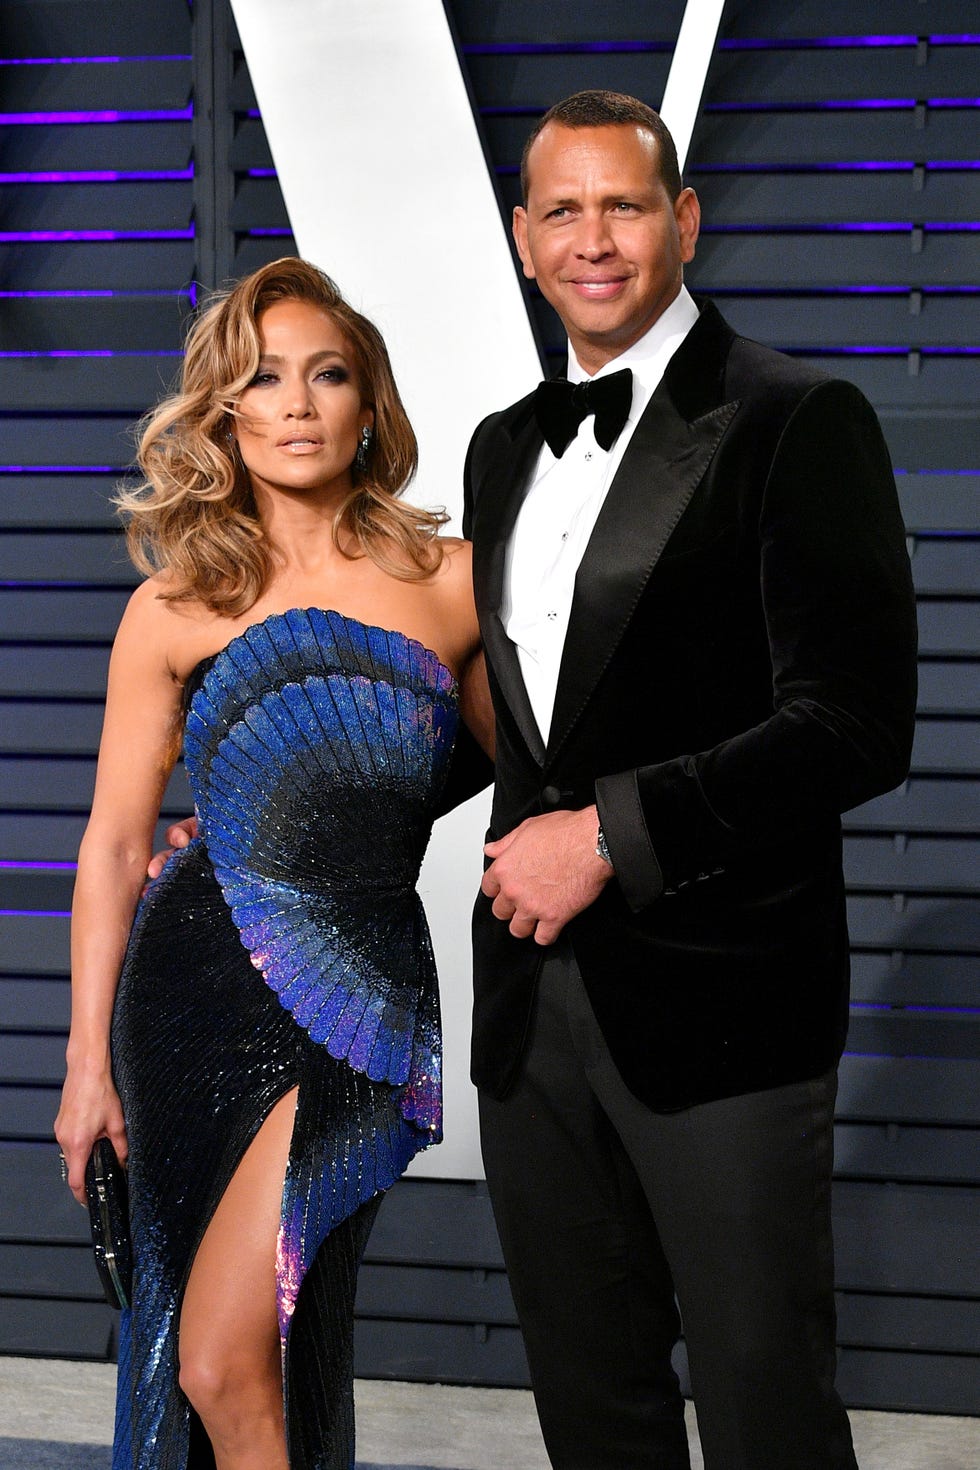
110,608,459,1469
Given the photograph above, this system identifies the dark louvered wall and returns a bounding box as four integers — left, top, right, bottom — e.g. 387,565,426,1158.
1,0,976,1414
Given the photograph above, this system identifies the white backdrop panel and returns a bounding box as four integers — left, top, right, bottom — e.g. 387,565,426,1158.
229,0,541,1178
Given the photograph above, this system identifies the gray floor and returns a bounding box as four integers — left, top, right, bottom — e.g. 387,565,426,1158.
1,1356,978,1469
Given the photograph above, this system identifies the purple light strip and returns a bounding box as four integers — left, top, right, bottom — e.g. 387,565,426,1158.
0,909,71,918
0,466,120,474
700,221,980,233
246,228,294,238
707,285,980,296
247,169,278,178
721,34,980,49
0,228,194,242
0,55,192,66
690,160,980,173
463,40,671,55
705,99,980,112
0,167,194,183
802,346,980,356
851,1001,980,1015
1,106,193,125
463,35,980,55
0,289,192,300
0,860,76,872
0,350,182,359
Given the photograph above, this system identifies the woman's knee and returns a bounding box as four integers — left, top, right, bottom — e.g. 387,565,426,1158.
178,1339,280,1427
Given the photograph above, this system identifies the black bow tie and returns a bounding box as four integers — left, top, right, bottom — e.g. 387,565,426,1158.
534,368,633,458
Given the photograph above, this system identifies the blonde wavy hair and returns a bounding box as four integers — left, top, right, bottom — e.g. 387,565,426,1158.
118,257,445,613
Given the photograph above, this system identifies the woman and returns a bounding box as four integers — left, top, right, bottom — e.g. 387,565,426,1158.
54,257,493,1470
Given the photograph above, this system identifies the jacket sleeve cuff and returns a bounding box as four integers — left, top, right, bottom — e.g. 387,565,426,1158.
595,769,664,912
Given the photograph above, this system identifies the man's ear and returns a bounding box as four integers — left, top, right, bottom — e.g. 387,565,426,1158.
512,207,536,281
675,187,701,265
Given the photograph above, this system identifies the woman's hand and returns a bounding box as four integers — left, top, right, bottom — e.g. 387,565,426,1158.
147,815,198,880
54,1063,128,1207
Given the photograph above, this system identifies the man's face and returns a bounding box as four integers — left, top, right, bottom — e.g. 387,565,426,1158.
514,123,700,374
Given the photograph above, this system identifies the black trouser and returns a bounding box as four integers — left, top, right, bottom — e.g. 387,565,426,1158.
478,944,858,1470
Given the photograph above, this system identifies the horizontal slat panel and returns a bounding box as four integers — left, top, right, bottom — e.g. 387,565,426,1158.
0,916,69,976
231,178,291,229
0,241,194,293
842,835,978,893
353,1317,530,1388
355,1262,516,1326
880,415,980,473
724,1,979,38
837,1055,980,1124
232,235,300,276
0,1296,115,1359
708,48,979,105
845,1011,980,1060
0,757,191,812
0,1035,74,1085
485,107,980,170
834,1122,980,1184
898,474,979,533
0,121,192,172
844,779,980,832
1,60,190,111
909,722,975,782
907,541,979,596
0,817,89,858
0,534,974,596
5,299,187,353
691,108,980,167
0,647,110,697
0,1086,60,1140
230,118,275,171
2,0,190,55
0,477,123,531
0,703,105,756
922,664,975,714
692,294,980,351
0,356,180,413
916,663,976,714
835,1346,979,1416
688,233,980,291
916,601,979,656
0,1242,102,1301
0,590,130,641
1,182,193,233
0,417,142,466
850,952,977,1007
0,978,69,1030
834,1180,980,1295
455,0,687,42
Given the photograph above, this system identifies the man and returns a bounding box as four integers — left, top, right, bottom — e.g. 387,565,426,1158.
464,91,917,1469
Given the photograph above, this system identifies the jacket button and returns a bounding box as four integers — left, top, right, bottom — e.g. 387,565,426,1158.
541,785,562,806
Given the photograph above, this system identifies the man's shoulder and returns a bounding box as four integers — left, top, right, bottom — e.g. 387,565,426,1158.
472,387,538,442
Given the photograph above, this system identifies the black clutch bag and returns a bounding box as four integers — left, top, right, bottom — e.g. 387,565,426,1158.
84,1137,132,1310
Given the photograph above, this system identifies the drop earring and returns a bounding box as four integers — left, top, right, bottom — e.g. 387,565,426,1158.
355,425,373,474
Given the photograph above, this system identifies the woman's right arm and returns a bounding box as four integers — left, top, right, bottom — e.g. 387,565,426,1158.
54,582,185,1203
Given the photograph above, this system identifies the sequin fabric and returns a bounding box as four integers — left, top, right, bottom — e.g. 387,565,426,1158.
110,608,459,1469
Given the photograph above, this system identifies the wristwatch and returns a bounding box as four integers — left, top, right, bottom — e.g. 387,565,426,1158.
595,823,613,867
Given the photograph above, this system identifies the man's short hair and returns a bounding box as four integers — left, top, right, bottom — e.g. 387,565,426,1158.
520,90,683,206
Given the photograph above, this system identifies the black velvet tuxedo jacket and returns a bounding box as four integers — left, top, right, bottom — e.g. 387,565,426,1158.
462,300,917,1112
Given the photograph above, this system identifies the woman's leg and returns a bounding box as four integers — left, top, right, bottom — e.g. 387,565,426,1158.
178,1087,298,1470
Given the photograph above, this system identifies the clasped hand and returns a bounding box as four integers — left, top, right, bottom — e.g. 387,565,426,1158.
481,806,612,946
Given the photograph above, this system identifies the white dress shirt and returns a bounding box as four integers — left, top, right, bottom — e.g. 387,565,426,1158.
501,286,701,744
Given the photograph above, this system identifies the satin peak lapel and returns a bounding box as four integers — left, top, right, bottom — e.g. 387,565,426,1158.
546,394,739,763
469,410,548,764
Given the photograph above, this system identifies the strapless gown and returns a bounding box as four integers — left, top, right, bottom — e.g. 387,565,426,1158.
110,608,459,1469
